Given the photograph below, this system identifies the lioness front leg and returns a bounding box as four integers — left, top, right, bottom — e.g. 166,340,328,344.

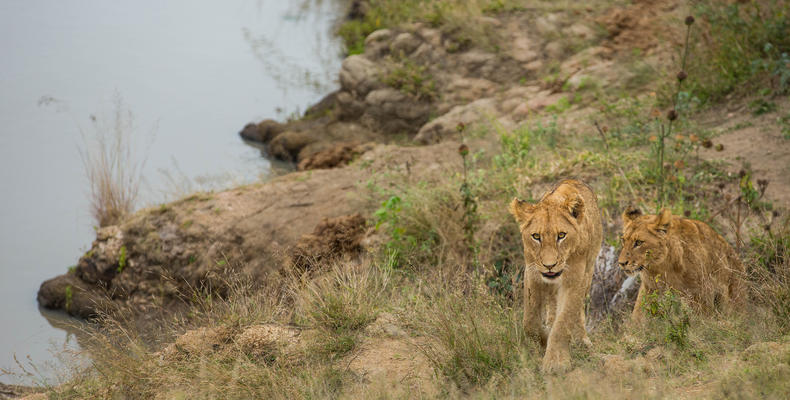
542,278,585,373
523,272,547,345
630,281,646,323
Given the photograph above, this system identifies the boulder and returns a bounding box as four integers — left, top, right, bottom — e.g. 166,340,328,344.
239,119,285,143
414,98,498,144
37,273,105,319
268,131,317,162
339,55,382,96
75,225,124,285
390,32,422,55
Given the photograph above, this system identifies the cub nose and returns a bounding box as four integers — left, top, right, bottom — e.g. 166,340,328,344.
619,261,629,268
543,262,557,270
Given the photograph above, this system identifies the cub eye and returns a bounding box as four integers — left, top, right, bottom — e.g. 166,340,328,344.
532,233,541,241
558,232,566,240
634,240,644,248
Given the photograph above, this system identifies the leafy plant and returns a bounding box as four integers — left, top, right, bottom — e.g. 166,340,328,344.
117,245,127,273
641,289,691,349
383,58,437,100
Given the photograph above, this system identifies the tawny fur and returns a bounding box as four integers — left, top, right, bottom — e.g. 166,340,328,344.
618,208,745,322
509,179,603,373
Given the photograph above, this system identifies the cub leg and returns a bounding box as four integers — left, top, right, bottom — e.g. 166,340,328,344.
631,280,647,323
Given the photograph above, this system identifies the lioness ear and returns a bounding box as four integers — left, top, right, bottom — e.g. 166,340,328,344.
654,208,672,233
509,197,535,223
622,206,642,224
564,194,584,219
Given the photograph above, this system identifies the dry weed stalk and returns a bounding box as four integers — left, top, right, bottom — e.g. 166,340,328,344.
79,95,145,227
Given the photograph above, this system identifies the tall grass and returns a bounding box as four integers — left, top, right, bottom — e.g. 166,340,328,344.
79,96,145,227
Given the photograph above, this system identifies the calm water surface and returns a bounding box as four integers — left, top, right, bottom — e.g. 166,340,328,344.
0,0,344,384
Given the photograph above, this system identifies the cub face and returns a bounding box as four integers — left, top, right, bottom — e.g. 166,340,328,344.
618,207,671,275
510,196,584,283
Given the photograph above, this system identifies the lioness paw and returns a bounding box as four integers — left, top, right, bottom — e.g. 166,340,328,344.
541,350,571,374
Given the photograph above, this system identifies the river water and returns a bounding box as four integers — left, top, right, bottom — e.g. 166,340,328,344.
0,0,344,384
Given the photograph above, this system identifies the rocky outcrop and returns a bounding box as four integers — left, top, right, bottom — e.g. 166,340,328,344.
239,20,549,166
38,141,469,319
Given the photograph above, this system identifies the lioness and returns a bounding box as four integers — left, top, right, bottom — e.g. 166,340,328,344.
618,208,745,321
509,179,603,373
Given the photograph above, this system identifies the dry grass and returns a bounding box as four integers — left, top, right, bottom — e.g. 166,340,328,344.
79,95,145,227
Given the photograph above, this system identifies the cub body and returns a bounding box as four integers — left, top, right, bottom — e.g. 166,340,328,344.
618,208,745,321
510,179,603,373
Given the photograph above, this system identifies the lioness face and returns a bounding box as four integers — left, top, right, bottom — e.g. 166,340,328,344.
515,207,579,282
618,208,672,276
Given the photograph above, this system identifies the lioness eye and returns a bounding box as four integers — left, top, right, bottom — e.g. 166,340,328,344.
634,240,644,248
558,232,566,240
532,233,540,241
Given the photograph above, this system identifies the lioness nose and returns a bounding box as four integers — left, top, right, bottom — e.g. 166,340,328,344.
619,261,628,267
543,262,557,270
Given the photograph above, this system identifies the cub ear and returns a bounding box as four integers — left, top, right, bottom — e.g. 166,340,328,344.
622,206,642,224
654,208,672,233
565,194,584,219
509,197,535,223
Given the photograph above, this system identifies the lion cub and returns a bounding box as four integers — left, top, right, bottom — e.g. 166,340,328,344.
618,208,745,321
510,179,603,373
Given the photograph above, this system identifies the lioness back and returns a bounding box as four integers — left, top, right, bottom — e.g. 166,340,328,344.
618,208,745,318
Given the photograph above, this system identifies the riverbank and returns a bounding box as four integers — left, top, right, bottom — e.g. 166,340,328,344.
31,0,790,398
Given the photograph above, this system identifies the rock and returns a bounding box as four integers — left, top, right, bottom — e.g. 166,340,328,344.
500,86,542,113
289,214,367,272
390,32,422,55
544,41,565,59
75,225,124,285
239,119,285,144
559,46,613,77
297,142,374,171
414,98,498,144
363,88,431,133
511,90,565,117
535,14,561,36
304,91,339,119
336,91,366,119
418,27,442,48
237,324,300,359
363,29,394,57
365,313,407,338
339,55,382,96
37,273,104,319
444,76,497,103
239,123,260,142
161,326,234,360
268,131,317,162
510,34,539,63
